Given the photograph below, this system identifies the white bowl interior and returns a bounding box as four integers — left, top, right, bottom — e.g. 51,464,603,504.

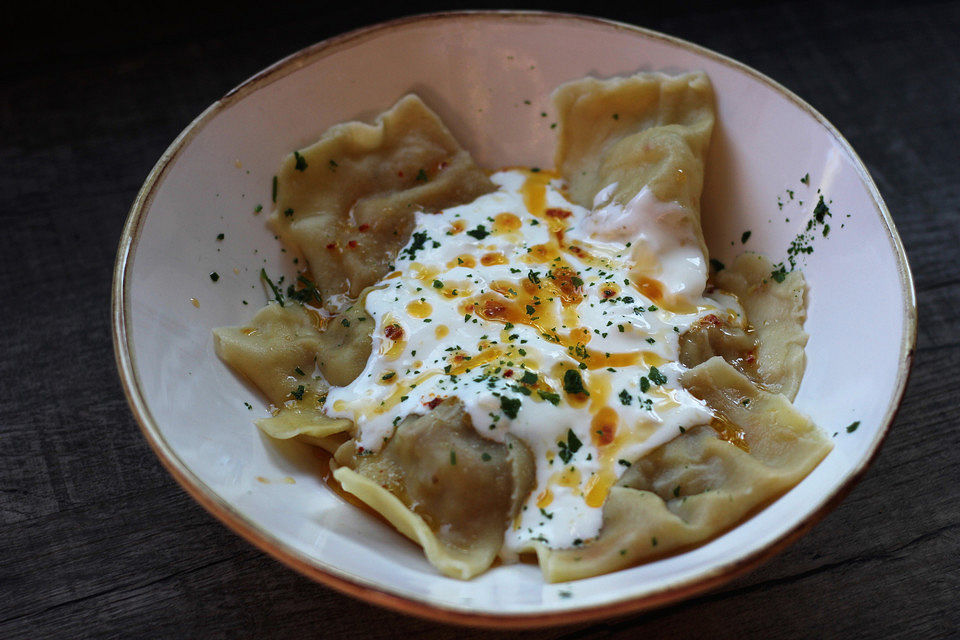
118,14,912,618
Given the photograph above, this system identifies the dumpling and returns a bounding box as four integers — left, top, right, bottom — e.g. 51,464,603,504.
333,399,535,579
536,358,831,581
554,72,715,308
714,254,808,400
269,95,495,298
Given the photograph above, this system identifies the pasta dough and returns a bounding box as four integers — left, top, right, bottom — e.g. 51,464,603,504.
269,95,495,298
215,73,830,582
554,72,715,308
536,357,831,581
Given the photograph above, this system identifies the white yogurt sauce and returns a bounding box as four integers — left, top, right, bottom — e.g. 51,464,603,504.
324,169,743,554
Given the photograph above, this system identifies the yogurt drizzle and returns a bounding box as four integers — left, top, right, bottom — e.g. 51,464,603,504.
325,169,743,554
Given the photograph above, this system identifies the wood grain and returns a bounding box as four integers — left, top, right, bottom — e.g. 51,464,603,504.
1,1,957,638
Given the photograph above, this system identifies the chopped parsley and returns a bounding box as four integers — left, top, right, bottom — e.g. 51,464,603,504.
563,369,588,395
538,390,560,405
291,385,305,401
209,271,220,282
557,428,583,463
293,150,308,171
402,231,430,260
771,194,836,282
466,225,490,240
770,263,788,283
846,421,860,433
619,389,632,405
649,366,667,385
286,274,322,306
500,395,522,419
260,269,284,306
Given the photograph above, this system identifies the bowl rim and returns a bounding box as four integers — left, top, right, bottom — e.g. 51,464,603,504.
111,9,917,629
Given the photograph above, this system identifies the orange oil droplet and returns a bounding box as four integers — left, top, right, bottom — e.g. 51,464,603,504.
634,275,697,313
591,407,619,446
481,252,508,266
434,324,449,339
585,471,615,508
712,414,750,452
521,170,553,216
523,243,560,264
445,347,504,377
536,487,554,509
569,327,592,345
447,254,476,269
406,299,432,318
599,282,621,300
493,212,522,234
587,372,611,410
189,297,199,308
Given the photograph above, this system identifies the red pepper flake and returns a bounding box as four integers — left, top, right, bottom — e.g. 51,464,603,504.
358,224,370,232
326,242,337,250
438,161,449,171
701,314,722,327
595,423,616,446
504,369,514,378
347,240,358,249
397,171,404,178
483,299,506,317
425,397,443,410
545,208,572,219
384,323,404,341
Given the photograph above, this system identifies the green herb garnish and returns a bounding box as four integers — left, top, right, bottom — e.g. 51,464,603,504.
563,369,588,396
500,395,521,419
293,150,308,171
557,429,583,464
649,366,667,386
466,225,490,240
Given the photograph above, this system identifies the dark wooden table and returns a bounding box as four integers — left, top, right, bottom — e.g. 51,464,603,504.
2,1,957,637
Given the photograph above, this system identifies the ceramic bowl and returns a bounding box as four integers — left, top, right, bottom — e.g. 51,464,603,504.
113,11,916,627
